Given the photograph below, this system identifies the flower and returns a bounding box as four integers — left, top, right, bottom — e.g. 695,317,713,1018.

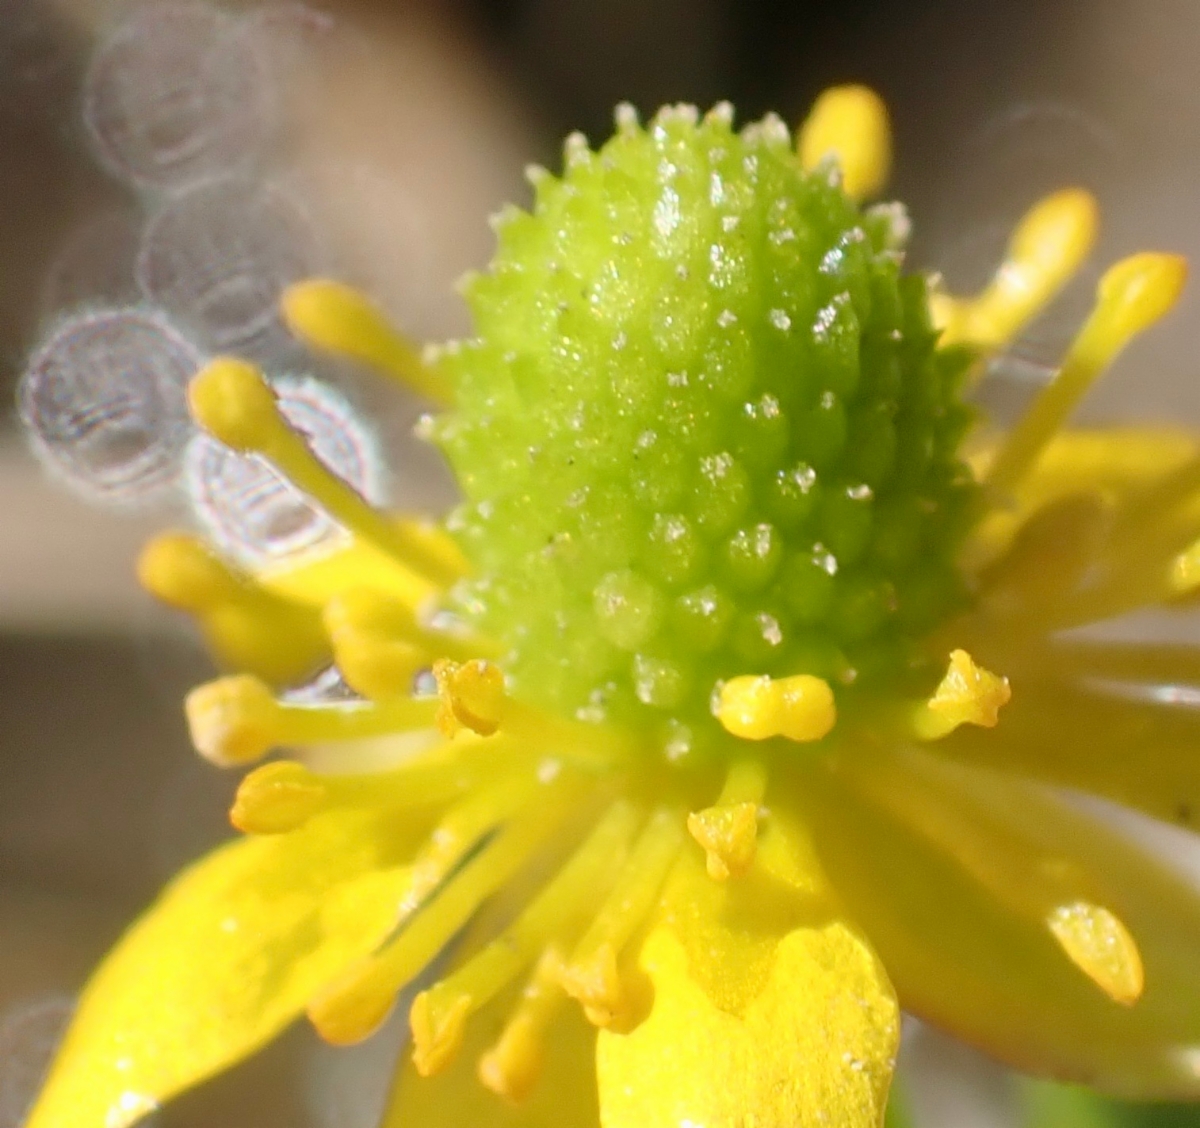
24,85,1200,1128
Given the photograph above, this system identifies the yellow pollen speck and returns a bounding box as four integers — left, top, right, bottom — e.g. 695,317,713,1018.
715,673,836,743
410,989,473,1076
434,658,506,737
229,761,328,835
798,84,891,201
687,801,759,881
281,279,452,405
184,674,280,767
1047,901,1145,1006
915,649,1011,740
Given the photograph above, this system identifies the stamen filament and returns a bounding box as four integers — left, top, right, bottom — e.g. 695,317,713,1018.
137,532,327,686
478,949,569,1103
307,778,579,1045
932,189,1098,350
281,280,453,405
230,748,485,835
185,673,438,766
561,807,685,1026
188,358,458,587
986,252,1187,496
410,800,640,1075
798,84,891,201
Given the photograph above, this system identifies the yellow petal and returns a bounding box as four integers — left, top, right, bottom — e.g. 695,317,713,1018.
26,809,428,1128
382,987,600,1128
596,847,898,1128
803,757,1200,1098
945,668,1200,830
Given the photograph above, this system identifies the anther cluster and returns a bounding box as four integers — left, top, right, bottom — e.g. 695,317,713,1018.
435,105,976,749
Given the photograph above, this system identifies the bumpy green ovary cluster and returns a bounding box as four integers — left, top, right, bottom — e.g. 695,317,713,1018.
434,106,976,753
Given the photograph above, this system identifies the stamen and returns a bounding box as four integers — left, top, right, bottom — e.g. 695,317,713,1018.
715,673,836,742
409,800,640,1076
137,532,327,686
478,949,568,1103
187,358,459,587
434,658,506,737
229,751,478,835
1047,901,1144,1006
986,252,1188,496
307,778,578,1045
797,84,891,201
324,589,484,701
560,807,684,1026
909,649,1010,741
931,189,1098,349
184,673,438,766
281,280,453,406
432,658,637,767
686,760,767,881
842,748,1145,1006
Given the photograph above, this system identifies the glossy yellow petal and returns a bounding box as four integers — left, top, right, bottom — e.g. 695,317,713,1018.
803,756,1200,1098
596,844,898,1128
382,988,600,1128
26,808,429,1128
944,668,1200,829
966,427,1197,569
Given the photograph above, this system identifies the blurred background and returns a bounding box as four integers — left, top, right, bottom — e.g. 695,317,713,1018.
3,0,1200,1124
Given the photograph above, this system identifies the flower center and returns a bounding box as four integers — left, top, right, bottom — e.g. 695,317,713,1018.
432,105,976,753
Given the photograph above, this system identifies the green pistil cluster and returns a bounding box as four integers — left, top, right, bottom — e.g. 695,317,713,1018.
434,104,976,755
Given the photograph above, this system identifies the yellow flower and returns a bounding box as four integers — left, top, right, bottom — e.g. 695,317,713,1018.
24,86,1200,1128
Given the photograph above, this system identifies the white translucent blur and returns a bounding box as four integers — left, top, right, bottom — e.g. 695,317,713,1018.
183,375,382,566
40,205,143,316
136,175,322,362
83,3,270,190
18,307,201,503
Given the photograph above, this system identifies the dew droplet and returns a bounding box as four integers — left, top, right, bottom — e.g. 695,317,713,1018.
137,176,322,358
17,308,201,502
0,995,74,1128
184,376,382,566
83,3,271,190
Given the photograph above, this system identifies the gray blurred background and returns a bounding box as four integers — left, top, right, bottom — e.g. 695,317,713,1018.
3,0,1200,1124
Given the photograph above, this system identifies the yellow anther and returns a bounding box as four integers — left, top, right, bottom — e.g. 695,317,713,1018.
185,674,281,767
715,673,836,742
798,84,891,201
410,990,472,1077
912,649,1010,741
229,760,329,835
687,802,759,882
324,590,427,700
1047,901,1144,1006
281,279,452,405
308,955,398,1045
434,658,506,737
478,950,566,1103
188,357,458,587
138,532,328,686
936,189,1099,349
559,941,624,1028
987,252,1187,495
185,672,438,766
